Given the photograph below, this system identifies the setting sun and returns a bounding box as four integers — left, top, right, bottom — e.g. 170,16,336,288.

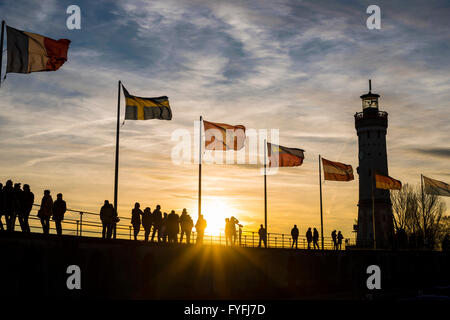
195,197,242,234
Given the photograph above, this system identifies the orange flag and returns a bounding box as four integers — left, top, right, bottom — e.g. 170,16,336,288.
322,158,354,181
267,142,304,167
375,173,402,190
203,120,246,151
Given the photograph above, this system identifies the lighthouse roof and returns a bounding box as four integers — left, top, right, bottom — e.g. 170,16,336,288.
360,92,380,99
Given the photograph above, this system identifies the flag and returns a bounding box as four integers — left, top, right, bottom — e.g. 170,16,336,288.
122,85,172,120
375,173,402,190
322,158,354,181
423,176,450,197
203,120,246,151
267,142,304,167
6,25,70,74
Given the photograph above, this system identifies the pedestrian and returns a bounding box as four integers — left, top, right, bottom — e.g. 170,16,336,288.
152,205,162,242
131,202,142,240
142,207,153,242
19,184,34,233
306,227,312,249
160,212,168,243
52,193,66,235
100,200,114,239
179,208,193,244
313,227,320,250
230,216,239,245
11,183,22,231
331,230,337,250
38,190,53,234
167,210,180,243
195,214,207,244
258,224,267,248
2,180,14,231
337,231,344,250
291,225,299,249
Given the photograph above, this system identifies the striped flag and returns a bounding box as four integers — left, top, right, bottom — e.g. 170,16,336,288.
267,143,304,167
203,120,246,151
6,25,70,74
375,173,402,190
122,85,172,120
322,158,354,181
423,176,450,197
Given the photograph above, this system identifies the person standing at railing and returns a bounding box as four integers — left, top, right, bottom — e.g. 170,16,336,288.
179,208,193,244
100,200,114,239
131,203,143,241
142,207,152,242
331,230,337,250
19,184,34,233
313,228,320,250
38,190,53,234
337,231,344,250
152,205,162,242
258,224,267,248
160,212,168,243
230,216,239,245
195,214,207,245
52,193,66,236
291,225,299,249
306,227,313,250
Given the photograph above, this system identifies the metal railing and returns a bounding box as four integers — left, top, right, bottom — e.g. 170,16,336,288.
2,204,353,250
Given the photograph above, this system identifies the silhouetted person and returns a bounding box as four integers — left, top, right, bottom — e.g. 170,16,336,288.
291,225,299,249
167,210,180,243
152,205,162,242
52,193,66,235
225,218,231,246
230,216,239,245
258,224,267,248
11,183,22,231
179,208,193,244
111,204,119,239
160,212,168,243
337,231,343,250
238,224,243,246
331,230,337,250
100,200,114,239
2,180,14,231
18,184,33,233
195,214,207,244
142,207,153,242
38,190,53,234
313,227,319,250
0,183,3,231
306,228,312,249
131,202,142,240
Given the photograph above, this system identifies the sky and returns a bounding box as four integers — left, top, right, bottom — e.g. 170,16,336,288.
0,0,449,238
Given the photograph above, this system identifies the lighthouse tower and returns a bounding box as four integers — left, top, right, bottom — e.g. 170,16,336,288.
354,80,394,248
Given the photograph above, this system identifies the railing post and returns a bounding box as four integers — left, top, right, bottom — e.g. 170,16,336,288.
79,212,83,237
129,225,132,240
76,220,79,236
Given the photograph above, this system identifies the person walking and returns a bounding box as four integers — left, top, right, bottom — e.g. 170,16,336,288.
52,193,67,236
313,227,320,250
131,202,142,241
258,224,267,248
306,227,313,250
142,207,153,242
291,225,299,249
38,190,53,234
19,184,34,233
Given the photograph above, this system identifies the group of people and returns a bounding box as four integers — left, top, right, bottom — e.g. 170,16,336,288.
290,225,344,250
101,202,208,244
0,180,67,235
225,216,242,246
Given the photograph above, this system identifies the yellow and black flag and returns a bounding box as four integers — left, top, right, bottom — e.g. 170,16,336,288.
122,85,172,120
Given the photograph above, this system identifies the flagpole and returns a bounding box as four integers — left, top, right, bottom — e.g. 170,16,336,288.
264,139,267,244
113,80,121,237
0,21,5,87
198,115,202,220
319,155,324,250
372,171,376,249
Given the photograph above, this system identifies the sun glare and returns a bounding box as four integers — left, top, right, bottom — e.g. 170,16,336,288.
200,198,238,234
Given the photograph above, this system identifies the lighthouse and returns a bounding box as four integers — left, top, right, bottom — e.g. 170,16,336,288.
354,80,394,248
